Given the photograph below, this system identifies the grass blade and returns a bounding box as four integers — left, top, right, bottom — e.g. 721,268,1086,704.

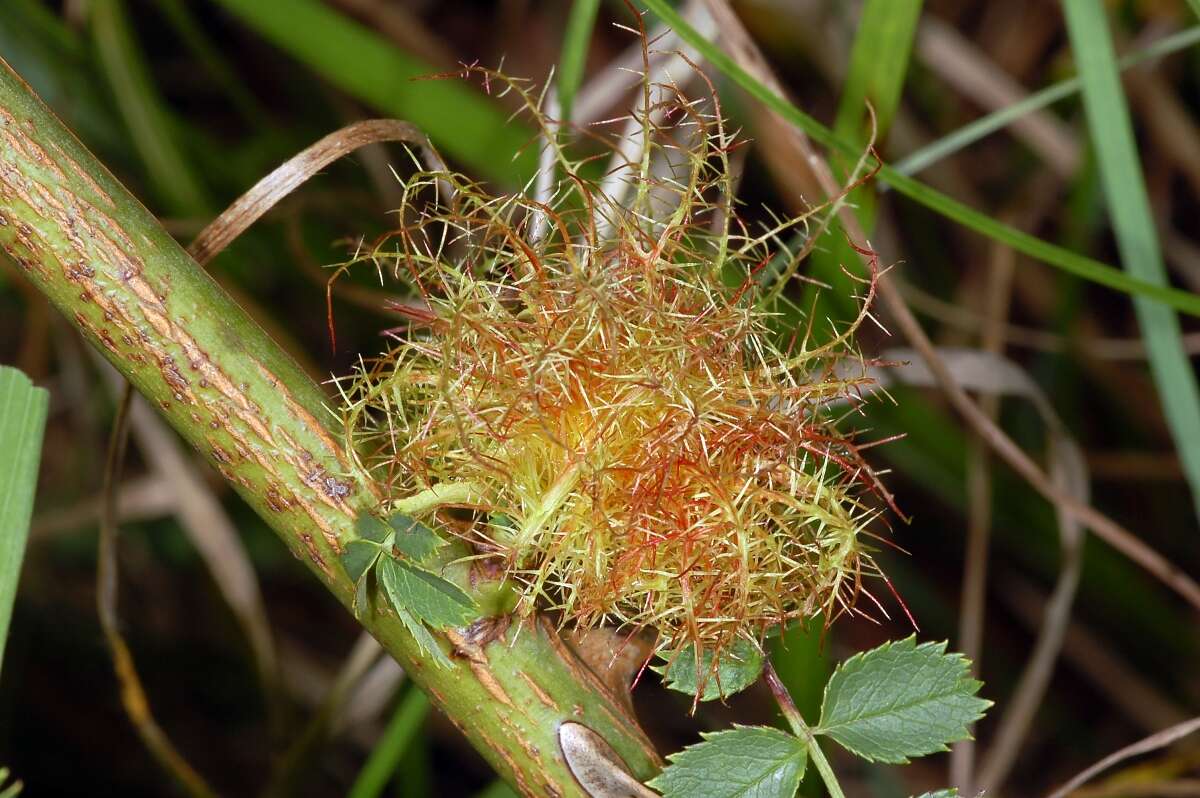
832,0,923,150
811,0,922,324
557,0,602,126
638,0,1200,319
209,0,536,185
92,0,211,215
893,26,1200,179
156,0,269,129
347,687,431,798
1063,0,1200,519
0,366,49,679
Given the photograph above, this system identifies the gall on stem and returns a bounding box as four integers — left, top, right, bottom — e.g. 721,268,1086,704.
333,48,899,692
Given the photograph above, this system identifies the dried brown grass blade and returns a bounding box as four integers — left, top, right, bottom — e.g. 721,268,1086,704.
188,119,440,267
1047,716,1200,798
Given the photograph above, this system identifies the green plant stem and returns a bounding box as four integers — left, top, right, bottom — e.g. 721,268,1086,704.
764,661,846,798
392,481,480,515
801,739,844,798
0,57,657,797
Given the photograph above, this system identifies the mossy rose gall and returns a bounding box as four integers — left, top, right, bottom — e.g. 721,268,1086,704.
338,61,895,685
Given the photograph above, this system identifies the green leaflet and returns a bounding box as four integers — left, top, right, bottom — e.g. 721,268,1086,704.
343,514,389,613
348,511,443,559
341,511,445,588
341,540,383,586
394,604,453,669
655,638,765,702
651,638,989,796
815,636,991,763
648,726,807,798
356,513,393,545
389,514,444,561
377,556,476,630
341,511,476,669
0,366,48,681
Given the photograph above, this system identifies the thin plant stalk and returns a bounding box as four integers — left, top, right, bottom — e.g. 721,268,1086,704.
97,384,217,798
764,661,846,798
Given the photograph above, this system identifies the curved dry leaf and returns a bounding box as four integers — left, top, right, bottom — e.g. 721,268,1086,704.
188,119,444,266
566,628,655,714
